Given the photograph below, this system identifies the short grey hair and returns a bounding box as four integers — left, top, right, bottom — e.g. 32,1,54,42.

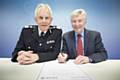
70,9,87,19
34,3,52,17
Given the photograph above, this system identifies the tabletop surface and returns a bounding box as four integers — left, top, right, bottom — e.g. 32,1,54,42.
0,58,120,80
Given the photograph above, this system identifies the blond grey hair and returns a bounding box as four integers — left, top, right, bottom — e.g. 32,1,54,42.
34,3,52,17
71,9,87,20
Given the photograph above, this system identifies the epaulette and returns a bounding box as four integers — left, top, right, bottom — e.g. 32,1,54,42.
24,25,36,29
51,25,61,29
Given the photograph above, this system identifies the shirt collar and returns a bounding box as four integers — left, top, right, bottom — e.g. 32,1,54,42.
75,29,84,37
38,27,47,36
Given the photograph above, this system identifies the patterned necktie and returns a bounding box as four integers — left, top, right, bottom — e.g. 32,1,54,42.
76,34,83,56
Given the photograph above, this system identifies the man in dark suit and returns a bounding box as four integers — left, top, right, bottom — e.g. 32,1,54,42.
11,3,62,64
58,9,107,64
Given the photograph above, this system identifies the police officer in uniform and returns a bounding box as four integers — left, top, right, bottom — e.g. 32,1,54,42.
11,3,62,64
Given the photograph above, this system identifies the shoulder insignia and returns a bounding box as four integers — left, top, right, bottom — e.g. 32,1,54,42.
51,25,61,29
24,25,32,28
24,25,37,29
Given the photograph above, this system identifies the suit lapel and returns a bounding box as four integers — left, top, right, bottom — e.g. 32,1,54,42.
84,29,89,55
69,31,77,57
32,26,40,43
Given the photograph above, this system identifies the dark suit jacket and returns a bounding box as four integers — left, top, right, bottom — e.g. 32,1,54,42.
62,29,107,63
11,25,62,62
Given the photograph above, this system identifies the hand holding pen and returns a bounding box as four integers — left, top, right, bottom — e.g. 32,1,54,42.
57,53,68,63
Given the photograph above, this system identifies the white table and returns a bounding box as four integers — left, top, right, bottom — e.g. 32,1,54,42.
0,58,120,80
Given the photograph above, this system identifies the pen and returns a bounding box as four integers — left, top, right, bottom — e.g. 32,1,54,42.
61,53,65,57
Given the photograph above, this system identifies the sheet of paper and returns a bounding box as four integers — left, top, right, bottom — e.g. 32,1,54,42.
37,60,93,80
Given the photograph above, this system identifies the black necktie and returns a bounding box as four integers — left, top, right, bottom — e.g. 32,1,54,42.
41,32,44,37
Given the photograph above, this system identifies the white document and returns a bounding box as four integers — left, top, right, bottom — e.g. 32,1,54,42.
37,60,93,80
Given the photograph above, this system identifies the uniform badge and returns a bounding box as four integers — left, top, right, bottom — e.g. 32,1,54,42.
46,40,55,44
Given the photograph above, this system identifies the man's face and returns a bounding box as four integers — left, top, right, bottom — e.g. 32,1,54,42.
71,14,86,33
35,8,52,31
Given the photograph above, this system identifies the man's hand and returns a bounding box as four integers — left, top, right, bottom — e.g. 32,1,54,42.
57,53,68,63
17,51,39,65
74,55,89,64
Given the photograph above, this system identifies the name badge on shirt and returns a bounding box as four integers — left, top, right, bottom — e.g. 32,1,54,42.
46,40,55,44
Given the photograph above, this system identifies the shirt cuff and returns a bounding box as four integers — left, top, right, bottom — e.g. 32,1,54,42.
89,58,93,63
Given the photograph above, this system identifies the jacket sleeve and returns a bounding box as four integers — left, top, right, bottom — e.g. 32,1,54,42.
61,34,69,54
11,28,26,62
88,32,108,63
